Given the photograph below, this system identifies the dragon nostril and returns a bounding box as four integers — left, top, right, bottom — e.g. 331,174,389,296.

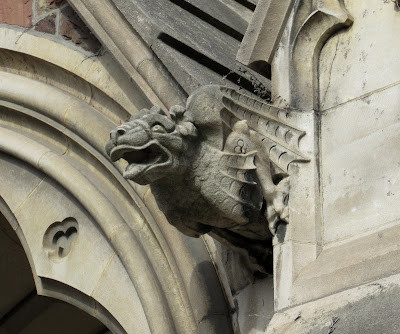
117,128,126,136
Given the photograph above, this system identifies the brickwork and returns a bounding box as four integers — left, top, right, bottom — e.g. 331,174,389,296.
0,0,101,53
0,0,33,28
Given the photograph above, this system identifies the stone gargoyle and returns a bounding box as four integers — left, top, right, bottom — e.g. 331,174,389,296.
106,85,307,273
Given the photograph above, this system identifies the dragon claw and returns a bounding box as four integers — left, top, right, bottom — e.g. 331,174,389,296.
266,177,290,235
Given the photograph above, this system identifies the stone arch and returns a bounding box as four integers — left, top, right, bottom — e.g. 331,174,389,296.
0,197,123,333
0,27,233,334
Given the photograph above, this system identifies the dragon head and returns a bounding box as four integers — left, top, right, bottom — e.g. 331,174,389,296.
106,105,198,185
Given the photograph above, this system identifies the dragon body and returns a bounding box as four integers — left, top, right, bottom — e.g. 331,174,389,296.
106,85,307,272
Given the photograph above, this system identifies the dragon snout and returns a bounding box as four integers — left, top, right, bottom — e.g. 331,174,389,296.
109,125,132,144
107,122,151,152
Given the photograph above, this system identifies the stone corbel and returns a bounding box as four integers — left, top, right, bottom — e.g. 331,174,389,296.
290,0,353,111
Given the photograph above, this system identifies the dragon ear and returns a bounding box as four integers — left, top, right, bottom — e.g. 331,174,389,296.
177,122,198,138
129,108,149,121
169,105,194,123
149,106,166,115
169,105,197,138
130,106,166,121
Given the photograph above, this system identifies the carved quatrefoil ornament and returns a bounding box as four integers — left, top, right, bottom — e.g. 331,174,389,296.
43,217,78,261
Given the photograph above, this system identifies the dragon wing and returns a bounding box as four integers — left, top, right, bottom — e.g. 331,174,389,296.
219,87,309,175
185,85,309,233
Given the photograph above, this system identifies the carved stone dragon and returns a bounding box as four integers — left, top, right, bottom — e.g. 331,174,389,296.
106,85,307,273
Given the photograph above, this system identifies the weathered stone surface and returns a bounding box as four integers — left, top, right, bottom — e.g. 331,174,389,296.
267,273,400,334
12,176,116,297
67,0,186,110
0,29,148,115
0,155,142,333
59,6,101,53
318,0,400,247
0,210,110,334
319,0,400,111
35,13,56,35
3,0,400,332
235,278,274,334
269,0,400,322
37,0,67,16
0,0,33,28
237,0,296,72
271,0,353,111
0,154,45,213
321,84,400,244
144,195,234,332
292,223,400,305
91,254,151,334
86,0,271,97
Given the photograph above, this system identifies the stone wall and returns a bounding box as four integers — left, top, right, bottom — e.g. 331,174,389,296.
319,0,400,246
266,1,400,333
0,0,33,28
0,1,234,333
0,0,101,53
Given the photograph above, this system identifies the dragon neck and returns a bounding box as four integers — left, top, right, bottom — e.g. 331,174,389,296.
151,141,216,190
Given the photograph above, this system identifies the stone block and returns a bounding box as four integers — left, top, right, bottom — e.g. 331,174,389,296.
12,175,116,296
293,223,400,304
0,0,33,28
91,255,151,334
268,273,400,334
321,83,400,245
34,13,56,35
237,0,296,67
319,0,400,111
0,153,45,214
235,278,274,334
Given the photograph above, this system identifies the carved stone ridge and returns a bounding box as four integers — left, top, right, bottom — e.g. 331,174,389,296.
291,0,354,110
106,85,309,273
236,0,297,70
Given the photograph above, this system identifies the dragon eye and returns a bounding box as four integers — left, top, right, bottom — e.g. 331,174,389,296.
151,124,166,133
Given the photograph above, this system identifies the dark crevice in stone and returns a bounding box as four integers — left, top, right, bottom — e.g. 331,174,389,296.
233,0,256,11
168,0,244,41
158,33,263,96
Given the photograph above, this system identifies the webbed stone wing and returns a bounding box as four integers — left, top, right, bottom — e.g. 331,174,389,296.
219,87,309,174
217,150,262,224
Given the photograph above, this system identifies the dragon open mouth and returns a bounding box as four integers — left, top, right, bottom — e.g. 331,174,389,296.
110,142,170,179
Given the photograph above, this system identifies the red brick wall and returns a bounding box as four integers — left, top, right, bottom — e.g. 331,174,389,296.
0,0,33,28
0,0,101,53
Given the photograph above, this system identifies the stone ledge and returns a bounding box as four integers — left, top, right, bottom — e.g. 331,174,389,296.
268,272,400,334
292,221,400,306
